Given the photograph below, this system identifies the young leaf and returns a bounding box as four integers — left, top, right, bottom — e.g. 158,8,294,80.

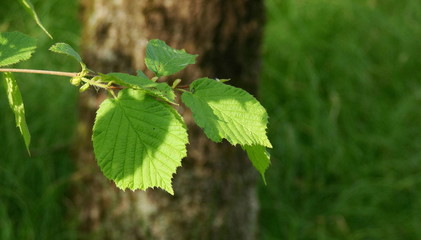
17,0,52,39
181,78,272,148
92,89,188,194
0,32,36,67
243,145,270,184
2,72,31,154
145,39,197,77
104,73,176,104
49,43,86,70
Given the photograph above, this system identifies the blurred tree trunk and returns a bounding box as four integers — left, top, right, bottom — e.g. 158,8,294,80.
73,0,264,239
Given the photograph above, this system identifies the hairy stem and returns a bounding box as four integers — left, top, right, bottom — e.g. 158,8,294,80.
0,68,79,77
80,77,107,88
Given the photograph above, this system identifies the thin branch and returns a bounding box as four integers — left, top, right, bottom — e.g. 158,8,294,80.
0,68,79,78
109,86,125,90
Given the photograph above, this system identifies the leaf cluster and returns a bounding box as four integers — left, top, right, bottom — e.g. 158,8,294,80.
0,3,272,194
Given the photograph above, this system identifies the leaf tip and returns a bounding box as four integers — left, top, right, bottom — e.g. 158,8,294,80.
166,187,175,195
261,173,267,185
26,147,31,156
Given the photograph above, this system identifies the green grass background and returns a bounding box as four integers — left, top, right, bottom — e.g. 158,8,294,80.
1,0,420,239
259,0,421,239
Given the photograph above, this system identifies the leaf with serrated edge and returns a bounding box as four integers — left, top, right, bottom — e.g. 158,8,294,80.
145,39,197,77
0,32,36,67
2,72,31,154
17,0,52,39
181,78,272,148
243,145,270,184
104,73,176,104
92,89,188,194
49,43,86,70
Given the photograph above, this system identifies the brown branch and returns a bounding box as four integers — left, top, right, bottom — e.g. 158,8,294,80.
109,86,126,90
0,68,79,78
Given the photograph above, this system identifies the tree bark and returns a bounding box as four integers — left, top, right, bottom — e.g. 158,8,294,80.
73,1,264,239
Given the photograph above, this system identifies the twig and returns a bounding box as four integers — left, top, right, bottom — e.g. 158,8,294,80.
0,68,79,78
109,86,125,90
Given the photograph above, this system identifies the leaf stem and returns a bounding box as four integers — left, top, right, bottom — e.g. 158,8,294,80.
0,68,79,78
108,89,118,99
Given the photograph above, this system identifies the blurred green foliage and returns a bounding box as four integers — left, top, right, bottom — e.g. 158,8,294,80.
259,0,421,239
1,0,421,239
0,0,80,239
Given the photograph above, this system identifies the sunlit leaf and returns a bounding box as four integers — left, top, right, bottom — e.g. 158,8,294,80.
49,42,86,70
2,72,31,154
0,32,36,67
181,78,272,182
181,78,272,148
145,39,197,77
92,89,188,194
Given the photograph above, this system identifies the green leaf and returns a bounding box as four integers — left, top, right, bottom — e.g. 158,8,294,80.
0,32,37,67
181,78,272,148
136,70,148,79
17,0,52,39
92,89,188,194
145,39,197,77
104,73,176,104
49,43,86,70
243,145,270,184
2,72,31,154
